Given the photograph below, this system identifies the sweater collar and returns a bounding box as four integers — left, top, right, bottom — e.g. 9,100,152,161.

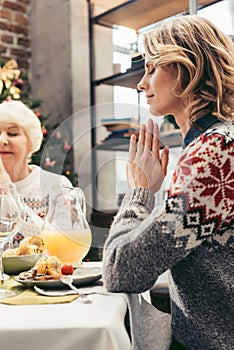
182,114,220,149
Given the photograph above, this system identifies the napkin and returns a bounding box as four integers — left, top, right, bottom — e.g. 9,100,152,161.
0,277,79,305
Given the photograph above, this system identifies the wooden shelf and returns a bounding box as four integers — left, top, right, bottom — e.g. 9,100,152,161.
96,138,130,152
92,0,221,30
94,62,144,89
96,130,183,152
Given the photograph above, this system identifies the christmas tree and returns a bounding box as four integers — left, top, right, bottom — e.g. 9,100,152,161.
0,58,78,185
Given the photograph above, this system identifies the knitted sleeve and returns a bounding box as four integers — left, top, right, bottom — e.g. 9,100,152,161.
103,127,234,293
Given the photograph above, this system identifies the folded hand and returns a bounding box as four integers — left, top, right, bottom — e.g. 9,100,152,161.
0,156,12,188
127,119,169,194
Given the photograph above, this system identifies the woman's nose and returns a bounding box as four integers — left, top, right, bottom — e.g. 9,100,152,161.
0,134,8,145
137,74,148,91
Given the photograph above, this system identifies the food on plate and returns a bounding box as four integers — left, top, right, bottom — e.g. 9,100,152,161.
61,263,74,275
18,255,62,281
36,256,61,276
33,256,48,275
3,235,44,257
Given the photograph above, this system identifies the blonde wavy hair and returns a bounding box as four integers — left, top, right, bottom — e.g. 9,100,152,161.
143,15,234,124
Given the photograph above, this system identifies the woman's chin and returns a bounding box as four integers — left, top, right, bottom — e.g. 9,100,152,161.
0,152,13,156
149,106,163,117
0,154,13,165
1,157,13,170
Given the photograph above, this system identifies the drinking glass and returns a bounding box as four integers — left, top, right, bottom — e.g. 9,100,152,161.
8,186,26,249
41,186,92,265
0,186,21,298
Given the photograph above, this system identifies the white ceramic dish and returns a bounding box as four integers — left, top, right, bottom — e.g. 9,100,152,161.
3,254,42,275
15,266,102,289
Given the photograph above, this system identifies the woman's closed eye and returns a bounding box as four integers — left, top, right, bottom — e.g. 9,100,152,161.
146,62,155,75
6,127,21,137
7,132,19,137
149,64,156,75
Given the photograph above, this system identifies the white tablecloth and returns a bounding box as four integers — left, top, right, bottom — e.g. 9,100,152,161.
0,294,131,350
0,263,132,350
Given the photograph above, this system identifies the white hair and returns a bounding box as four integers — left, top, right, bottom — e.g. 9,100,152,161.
0,100,43,154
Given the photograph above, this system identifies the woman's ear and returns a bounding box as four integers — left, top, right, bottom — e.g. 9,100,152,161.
161,63,178,79
27,142,34,160
165,62,178,74
25,133,33,153
166,63,183,93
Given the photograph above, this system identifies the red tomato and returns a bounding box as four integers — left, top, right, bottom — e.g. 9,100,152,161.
61,263,74,275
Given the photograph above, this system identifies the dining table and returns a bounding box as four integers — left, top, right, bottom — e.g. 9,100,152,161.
0,262,132,350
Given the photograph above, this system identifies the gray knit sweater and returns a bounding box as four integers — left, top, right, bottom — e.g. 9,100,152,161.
103,121,234,350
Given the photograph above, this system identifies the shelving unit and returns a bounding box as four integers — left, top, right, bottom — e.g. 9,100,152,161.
95,130,182,152
94,61,144,89
88,0,221,216
91,0,220,30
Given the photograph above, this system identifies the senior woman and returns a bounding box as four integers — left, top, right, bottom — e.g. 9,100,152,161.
0,100,85,246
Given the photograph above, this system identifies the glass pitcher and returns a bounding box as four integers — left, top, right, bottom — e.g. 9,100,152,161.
40,186,92,264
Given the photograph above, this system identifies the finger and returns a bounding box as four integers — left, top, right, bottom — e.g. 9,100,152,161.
161,146,169,176
137,123,146,155
145,119,154,151
152,122,160,160
126,165,130,187
128,134,137,162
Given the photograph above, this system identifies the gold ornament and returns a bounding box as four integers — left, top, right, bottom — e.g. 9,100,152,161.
0,59,21,95
9,86,21,99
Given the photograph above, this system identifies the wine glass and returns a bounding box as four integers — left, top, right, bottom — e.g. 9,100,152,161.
40,186,92,265
8,186,26,249
0,186,21,298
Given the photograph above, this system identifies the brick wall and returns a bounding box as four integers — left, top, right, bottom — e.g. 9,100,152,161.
0,0,31,69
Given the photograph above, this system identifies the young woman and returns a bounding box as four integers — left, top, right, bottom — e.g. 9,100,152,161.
0,100,85,246
103,15,234,350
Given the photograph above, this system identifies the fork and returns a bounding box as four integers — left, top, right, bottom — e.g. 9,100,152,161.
60,275,93,304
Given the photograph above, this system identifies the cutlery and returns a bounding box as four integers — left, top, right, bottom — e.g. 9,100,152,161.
60,275,93,303
34,285,106,300
34,285,100,304
34,286,93,304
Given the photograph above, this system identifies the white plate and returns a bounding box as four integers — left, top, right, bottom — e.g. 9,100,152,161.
15,266,102,289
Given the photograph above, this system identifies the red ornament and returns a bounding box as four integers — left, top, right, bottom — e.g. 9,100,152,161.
42,126,48,136
14,78,24,88
35,111,41,118
63,142,71,151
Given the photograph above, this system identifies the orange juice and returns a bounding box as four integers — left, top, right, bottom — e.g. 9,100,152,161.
41,229,92,264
